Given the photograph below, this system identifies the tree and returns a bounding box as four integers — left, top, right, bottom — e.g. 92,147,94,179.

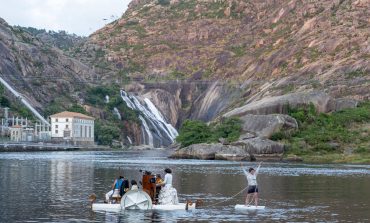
176,120,212,147
213,117,241,142
95,120,120,145
67,104,87,114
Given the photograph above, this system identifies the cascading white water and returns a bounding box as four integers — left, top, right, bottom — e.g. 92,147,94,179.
144,98,178,139
139,116,154,147
120,91,136,108
120,90,178,147
113,107,121,120
127,136,133,145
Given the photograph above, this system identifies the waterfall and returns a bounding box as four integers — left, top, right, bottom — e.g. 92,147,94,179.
144,98,178,139
120,90,178,147
139,116,154,147
127,136,133,145
113,107,121,120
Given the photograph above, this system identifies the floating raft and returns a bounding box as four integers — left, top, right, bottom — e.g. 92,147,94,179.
92,190,196,212
235,204,265,210
92,203,195,212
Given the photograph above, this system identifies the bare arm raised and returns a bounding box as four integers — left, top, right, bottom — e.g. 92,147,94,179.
240,162,249,177
255,162,262,176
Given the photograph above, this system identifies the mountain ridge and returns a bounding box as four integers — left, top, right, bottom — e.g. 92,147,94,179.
0,0,369,148
75,0,369,100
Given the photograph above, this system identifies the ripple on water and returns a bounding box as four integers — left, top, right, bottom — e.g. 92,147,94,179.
1,151,370,222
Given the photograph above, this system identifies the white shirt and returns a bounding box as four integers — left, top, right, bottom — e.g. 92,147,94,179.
242,165,260,186
163,173,173,187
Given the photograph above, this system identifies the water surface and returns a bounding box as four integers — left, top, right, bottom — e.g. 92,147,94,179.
0,150,369,222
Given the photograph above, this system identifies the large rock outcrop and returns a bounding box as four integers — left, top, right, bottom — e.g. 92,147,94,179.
236,137,285,156
170,143,234,160
333,98,358,111
170,137,284,161
224,91,333,117
189,81,241,121
239,114,298,138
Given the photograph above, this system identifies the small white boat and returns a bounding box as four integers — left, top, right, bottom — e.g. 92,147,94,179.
92,203,196,212
91,190,196,212
91,170,199,212
234,204,265,210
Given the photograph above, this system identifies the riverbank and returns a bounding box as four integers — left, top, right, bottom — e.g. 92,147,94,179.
171,101,370,164
283,153,370,164
0,142,111,152
169,148,370,164
276,102,370,164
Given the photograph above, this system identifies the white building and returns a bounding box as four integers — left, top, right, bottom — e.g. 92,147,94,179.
50,111,95,145
9,125,22,142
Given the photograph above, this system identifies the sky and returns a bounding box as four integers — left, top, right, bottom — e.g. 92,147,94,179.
0,0,131,36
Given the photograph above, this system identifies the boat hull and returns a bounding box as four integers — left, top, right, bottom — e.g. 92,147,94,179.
92,203,195,212
235,204,265,210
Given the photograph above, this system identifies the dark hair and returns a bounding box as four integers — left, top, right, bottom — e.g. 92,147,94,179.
164,168,172,173
249,168,254,173
131,180,137,185
156,174,161,178
119,176,124,179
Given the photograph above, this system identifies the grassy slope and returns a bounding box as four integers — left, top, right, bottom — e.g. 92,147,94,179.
272,102,370,163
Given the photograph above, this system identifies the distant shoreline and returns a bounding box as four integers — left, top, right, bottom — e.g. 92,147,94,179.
0,142,110,152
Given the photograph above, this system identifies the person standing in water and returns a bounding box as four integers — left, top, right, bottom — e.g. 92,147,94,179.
241,162,262,206
157,168,179,205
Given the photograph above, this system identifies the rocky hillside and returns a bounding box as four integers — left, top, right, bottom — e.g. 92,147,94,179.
18,26,87,52
0,18,94,115
0,0,369,149
77,0,369,101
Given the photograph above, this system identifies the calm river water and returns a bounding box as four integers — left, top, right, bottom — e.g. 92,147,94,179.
0,150,369,222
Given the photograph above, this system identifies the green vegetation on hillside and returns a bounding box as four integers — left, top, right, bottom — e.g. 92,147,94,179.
271,102,370,163
67,104,87,114
41,84,140,146
0,84,10,108
85,85,140,146
0,84,34,119
176,117,241,147
85,85,119,106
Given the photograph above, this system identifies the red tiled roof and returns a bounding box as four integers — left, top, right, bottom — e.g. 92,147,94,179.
50,111,95,120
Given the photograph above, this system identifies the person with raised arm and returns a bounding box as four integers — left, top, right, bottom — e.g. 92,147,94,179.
241,162,262,207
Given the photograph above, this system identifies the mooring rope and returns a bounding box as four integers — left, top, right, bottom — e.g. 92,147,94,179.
202,186,250,208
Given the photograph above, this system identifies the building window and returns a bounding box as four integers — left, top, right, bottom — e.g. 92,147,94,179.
85,126,87,138
89,126,91,138
80,126,83,137
55,125,58,128
55,130,58,134
66,118,69,122
56,118,58,122
66,125,69,129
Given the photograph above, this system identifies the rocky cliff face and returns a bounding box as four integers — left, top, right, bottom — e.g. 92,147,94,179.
77,0,369,102
0,18,94,112
18,26,87,52
126,80,240,127
1,0,369,148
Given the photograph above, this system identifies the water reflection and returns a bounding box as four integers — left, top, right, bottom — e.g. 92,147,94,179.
0,151,370,222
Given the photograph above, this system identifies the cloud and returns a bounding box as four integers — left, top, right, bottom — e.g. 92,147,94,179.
0,0,131,36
